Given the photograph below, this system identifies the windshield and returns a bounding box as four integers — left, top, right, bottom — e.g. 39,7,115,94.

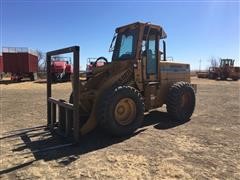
52,56,71,63
112,29,138,61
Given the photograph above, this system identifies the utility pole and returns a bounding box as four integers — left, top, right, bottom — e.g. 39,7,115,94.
199,59,202,71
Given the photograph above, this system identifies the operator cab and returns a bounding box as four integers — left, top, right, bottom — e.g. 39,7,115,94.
110,22,167,83
90,22,167,82
220,59,234,67
110,22,167,62
92,22,167,67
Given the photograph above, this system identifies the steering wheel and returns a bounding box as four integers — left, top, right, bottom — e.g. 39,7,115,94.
93,56,108,67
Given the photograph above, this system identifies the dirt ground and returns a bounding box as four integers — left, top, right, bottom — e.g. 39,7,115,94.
0,77,239,179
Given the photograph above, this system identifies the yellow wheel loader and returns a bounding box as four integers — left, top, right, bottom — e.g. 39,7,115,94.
46,22,197,142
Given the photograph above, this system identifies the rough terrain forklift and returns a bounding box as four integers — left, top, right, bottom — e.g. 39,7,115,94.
47,22,196,142
208,59,239,80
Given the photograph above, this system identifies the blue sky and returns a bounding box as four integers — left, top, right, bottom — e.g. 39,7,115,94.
1,0,239,70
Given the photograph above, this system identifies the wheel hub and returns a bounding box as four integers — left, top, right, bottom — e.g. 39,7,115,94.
114,98,136,126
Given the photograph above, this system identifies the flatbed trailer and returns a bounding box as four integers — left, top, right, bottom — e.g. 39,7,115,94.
197,71,208,78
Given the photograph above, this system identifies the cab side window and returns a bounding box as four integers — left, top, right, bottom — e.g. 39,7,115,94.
146,34,157,74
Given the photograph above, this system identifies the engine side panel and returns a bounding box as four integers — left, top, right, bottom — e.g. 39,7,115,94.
156,61,190,108
159,61,190,83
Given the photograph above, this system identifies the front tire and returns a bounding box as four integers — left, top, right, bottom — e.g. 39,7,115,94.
167,82,196,122
232,77,239,81
98,86,144,137
30,72,37,81
208,72,217,79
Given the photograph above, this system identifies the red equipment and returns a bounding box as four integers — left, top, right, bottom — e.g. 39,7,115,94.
51,56,73,82
2,47,38,81
86,57,107,79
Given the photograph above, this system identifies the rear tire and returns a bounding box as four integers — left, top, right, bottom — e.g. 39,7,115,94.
64,73,71,81
232,77,239,81
166,82,196,122
97,86,144,137
220,74,227,80
208,73,217,79
30,72,37,81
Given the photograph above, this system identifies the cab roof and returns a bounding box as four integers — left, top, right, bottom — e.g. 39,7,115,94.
115,21,167,39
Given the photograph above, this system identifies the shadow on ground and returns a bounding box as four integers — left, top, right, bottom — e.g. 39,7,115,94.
0,111,190,175
33,79,47,84
144,111,190,130
34,79,71,84
0,79,31,85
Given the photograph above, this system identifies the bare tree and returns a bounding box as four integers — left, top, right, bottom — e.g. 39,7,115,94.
209,57,218,67
36,50,46,72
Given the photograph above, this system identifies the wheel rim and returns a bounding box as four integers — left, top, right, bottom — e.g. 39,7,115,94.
114,98,136,126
